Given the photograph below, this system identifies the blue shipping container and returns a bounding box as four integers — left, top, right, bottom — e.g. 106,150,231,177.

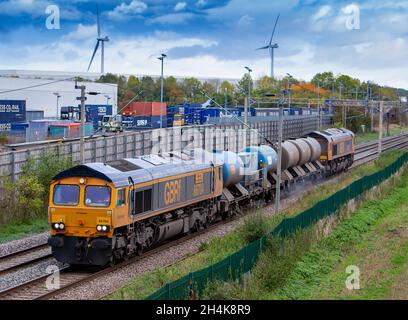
0,100,26,123
84,105,113,129
123,116,167,129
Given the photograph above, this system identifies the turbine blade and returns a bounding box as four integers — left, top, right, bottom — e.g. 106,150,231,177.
96,4,101,37
269,13,280,45
87,40,100,71
256,45,270,50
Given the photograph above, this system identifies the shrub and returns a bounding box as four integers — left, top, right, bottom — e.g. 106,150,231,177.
201,280,242,300
250,229,315,293
0,134,8,145
0,150,75,225
22,150,75,196
0,176,44,224
240,213,269,244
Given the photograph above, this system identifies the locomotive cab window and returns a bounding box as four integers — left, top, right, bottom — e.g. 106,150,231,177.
333,144,338,156
53,184,79,206
133,189,152,215
85,186,111,207
116,188,126,207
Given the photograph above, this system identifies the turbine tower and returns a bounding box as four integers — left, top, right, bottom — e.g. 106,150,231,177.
256,14,280,78
87,6,109,73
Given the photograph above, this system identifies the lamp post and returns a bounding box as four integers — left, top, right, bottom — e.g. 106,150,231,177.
104,95,111,105
53,92,61,120
275,90,285,214
286,73,293,109
244,66,252,126
158,53,167,129
317,80,321,129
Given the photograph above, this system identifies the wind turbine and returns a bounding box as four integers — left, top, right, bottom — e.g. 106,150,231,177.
256,13,280,78
87,6,109,73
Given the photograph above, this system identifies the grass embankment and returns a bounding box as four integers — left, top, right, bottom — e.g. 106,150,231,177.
0,217,48,243
356,125,408,144
107,150,404,300
256,167,408,300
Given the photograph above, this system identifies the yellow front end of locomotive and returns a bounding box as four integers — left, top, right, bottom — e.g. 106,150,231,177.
48,176,120,238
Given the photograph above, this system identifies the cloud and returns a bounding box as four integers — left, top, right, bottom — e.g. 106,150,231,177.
107,0,148,20
148,12,195,25
174,2,187,12
0,0,49,17
63,24,97,41
238,14,254,27
312,5,331,21
196,0,206,7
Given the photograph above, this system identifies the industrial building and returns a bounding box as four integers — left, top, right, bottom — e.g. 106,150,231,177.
0,70,118,118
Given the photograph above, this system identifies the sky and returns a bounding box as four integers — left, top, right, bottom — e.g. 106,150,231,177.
0,0,407,89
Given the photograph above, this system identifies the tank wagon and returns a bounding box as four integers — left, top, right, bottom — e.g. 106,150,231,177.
48,128,355,266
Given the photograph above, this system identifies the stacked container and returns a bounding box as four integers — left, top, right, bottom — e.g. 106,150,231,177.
85,105,113,130
121,102,167,129
0,100,26,133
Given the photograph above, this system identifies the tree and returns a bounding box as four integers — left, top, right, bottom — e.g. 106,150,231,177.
164,76,184,104
140,76,158,101
311,72,335,90
237,74,253,97
181,78,202,101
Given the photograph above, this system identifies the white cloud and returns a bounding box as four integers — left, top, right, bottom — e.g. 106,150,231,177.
196,0,206,7
148,13,194,25
63,24,97,41
0,0,82,19
312,5,331,21
238,14,254,27
107,0,147,20
174,2,187,12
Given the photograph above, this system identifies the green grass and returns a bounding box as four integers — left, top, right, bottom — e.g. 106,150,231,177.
356,126,408,144
230,165,408,300
107,149,405,300
0,216,48,243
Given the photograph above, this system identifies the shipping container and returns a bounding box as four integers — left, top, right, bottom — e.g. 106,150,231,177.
121,102,167,117
0,100,26,123
121,116,167,129
49,122,93,139
84,104,113,129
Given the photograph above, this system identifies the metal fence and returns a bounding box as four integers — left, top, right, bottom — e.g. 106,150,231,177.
147,151,408,300
0,115,331,182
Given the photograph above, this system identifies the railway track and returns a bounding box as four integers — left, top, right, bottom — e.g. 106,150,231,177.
0,222,220,300
353,133,408,167
1,132,408,300
0,244,53,276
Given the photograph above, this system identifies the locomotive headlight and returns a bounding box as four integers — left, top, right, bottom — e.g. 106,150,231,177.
52,223,65,230
96,225,109,232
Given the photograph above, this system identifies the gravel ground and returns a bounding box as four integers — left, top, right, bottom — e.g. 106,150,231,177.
0,258,64,292
51,177,336,300
0,232,49,257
